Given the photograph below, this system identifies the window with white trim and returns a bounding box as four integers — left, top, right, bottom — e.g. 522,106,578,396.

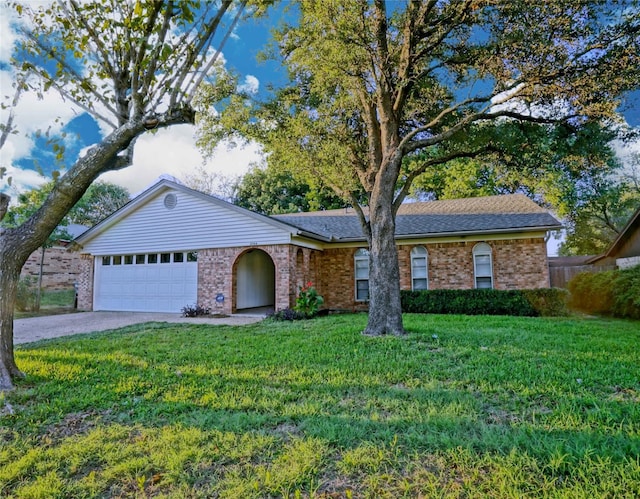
411,246,428,290
473,242,493,289
354,248,370,301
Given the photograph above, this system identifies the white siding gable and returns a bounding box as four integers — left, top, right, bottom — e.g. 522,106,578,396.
80,186,294,255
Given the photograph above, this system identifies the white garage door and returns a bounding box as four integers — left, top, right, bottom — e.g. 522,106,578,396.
94,251,198,312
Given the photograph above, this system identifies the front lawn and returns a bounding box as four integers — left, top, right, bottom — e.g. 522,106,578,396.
2,314,639,497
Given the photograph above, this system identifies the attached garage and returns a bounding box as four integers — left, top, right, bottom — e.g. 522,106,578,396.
94,251,197,312
75,179,303,314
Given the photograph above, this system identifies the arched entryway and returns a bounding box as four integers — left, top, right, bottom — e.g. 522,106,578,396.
234,249,276,312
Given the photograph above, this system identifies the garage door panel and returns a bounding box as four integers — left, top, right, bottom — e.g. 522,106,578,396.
95,258,197,312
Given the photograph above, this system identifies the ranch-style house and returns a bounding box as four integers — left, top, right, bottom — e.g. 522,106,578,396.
74,178,562,314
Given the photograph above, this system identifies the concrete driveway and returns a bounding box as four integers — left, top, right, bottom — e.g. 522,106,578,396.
14,311,265,345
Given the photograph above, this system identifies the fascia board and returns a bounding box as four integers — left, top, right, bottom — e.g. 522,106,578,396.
330,224,562,243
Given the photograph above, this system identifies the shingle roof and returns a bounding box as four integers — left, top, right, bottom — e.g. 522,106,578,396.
274,194,561,241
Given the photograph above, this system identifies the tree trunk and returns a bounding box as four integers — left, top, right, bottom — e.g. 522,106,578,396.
0,193,9,221
0,252,24,391
0,121,144,390
362,171,405,336
35,246,46,311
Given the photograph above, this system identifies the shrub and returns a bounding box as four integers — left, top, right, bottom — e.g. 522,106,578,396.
401,288,569,317
567,270,616,314
16,277,38,312
611,265,640,319
294,281,324,318
521,288,569,317
268,308,306,321
567,265,640,319
181,304,211,317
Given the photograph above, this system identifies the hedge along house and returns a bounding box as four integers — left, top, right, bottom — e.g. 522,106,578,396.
74,178,562,314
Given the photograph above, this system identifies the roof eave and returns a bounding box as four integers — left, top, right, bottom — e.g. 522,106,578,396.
332,224,562,243
292,229,333,242
601,205,640,258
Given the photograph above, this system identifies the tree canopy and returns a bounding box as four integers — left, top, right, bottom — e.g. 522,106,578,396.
233,166,353,215
199,0,640,336
67,181,130,227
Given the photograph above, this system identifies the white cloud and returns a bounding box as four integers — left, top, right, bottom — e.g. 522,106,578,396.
99,124,263,194
0,2,244,200
0,151,48,199
0,3,19,63
612,135,640,168
238,75,259,95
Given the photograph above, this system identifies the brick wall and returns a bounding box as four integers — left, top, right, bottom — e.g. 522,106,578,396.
20,246,84,290
197,244,295,314
492,238,550,289
315,237,550,310
316,247,369,312
77,237,550,313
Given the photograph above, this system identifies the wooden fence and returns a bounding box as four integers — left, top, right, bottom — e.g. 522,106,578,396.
549,264,616,289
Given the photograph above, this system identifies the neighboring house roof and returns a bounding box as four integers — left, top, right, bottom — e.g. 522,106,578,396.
52,223,89,247
75,180,561,247
587,204,640,264
548,255,595,267
275,194,561,242
65,224,89,239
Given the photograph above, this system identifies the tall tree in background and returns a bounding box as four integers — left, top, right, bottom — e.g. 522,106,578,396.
67,181,130,227
233,166,352,214
181,165,240,202
199,1,640,336
409,121,640,255
0,0,261,391
559,151,640,256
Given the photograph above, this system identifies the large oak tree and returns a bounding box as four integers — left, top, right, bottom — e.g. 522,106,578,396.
0,0,262,390
199,0,640,336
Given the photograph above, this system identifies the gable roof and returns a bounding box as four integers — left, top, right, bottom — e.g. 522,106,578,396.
587,203,640,263
75,179,326,247
275,194,561,242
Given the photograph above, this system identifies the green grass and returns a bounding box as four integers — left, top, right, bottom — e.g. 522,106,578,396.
2,314,639,498
40,288,76,308
15,288,77,319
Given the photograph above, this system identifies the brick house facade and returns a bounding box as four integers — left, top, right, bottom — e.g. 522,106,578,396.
74,179,560,314
20,224,88,291
20,246,84,290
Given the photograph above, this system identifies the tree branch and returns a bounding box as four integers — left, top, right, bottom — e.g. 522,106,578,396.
0,74,27,151
135,0,168,116
63,0,117,82
29,69,118,129
0,193,9,222
23,33,119,122
186,0,247,107
168,0,234,110
393,146,493,210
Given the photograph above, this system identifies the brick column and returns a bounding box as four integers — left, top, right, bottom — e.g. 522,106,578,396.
76,254,94,310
